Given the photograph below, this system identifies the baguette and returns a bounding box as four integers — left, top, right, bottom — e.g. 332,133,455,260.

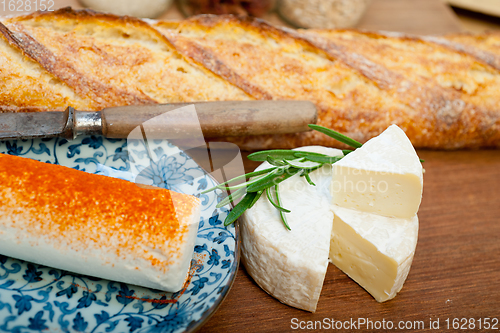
1,8,500,149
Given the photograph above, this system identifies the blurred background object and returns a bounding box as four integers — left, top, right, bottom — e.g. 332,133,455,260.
0,0,500,34
445,0,500,32
177,0,276,17
446,0,500,18
79,0,173,18
278,0,371,29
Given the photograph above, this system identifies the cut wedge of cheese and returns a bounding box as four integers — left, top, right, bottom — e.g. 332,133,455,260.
240,146,343,312
0,154,201,292
330,205,419,302
331,125,423,219
240,125,423,311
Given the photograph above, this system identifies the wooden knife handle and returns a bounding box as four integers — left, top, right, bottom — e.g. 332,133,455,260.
100,100,317,139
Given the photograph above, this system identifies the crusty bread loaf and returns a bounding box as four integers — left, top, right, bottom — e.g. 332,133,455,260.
1,8,500,149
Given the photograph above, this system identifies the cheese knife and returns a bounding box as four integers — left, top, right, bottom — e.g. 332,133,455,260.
0,101,317,140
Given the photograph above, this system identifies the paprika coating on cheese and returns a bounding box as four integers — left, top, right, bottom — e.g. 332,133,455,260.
0,154,200,271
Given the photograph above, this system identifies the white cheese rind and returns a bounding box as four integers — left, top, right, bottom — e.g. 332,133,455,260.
330,205,418,302
0,200,200,292
240,146,343,312
331,125,423,218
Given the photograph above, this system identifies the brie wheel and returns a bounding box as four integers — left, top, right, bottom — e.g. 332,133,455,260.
240,125,422,310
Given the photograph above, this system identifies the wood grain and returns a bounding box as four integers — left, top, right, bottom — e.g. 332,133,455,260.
198,149,500,332
101,101,316,138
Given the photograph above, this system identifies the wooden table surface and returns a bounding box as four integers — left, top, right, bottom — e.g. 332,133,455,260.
2,1,500,332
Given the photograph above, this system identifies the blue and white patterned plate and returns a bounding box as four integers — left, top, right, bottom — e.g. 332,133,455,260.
0,136,239,333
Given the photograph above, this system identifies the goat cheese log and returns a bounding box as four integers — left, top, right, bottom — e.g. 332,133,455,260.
0,154,201,292
1,8,500,149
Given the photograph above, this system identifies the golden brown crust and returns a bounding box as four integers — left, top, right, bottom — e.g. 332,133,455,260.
1,8,250,111
158,14,500,149
423,31,500,71
1,8,500,149
159,27,272,100
297,29,500,148
0,20,94,111
3,22,156,109
157,14,406,148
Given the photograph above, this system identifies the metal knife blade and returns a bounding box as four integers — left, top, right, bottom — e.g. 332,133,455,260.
0,110,73,140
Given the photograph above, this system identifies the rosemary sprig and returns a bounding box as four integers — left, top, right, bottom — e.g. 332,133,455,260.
206,124,422,229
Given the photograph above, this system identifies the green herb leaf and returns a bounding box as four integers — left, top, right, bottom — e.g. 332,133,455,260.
419,158,425,163
265,187,291,213
208,124,369,228
275,185,291,230
224,192,258,226
266,156,287,167
295,152,343,164
309,124,362,148
246,167,301,193
285,159,323,169
299,164,323,177
304,171,316,186
248,190,264,209
293,151,330,158
247,150,299,162
217,172,273,192
244,167,286,192
201,167,276,194
216,187,246,208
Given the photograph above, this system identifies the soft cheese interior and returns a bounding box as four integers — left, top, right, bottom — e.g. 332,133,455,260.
330,205,418,302
332,125,423,219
